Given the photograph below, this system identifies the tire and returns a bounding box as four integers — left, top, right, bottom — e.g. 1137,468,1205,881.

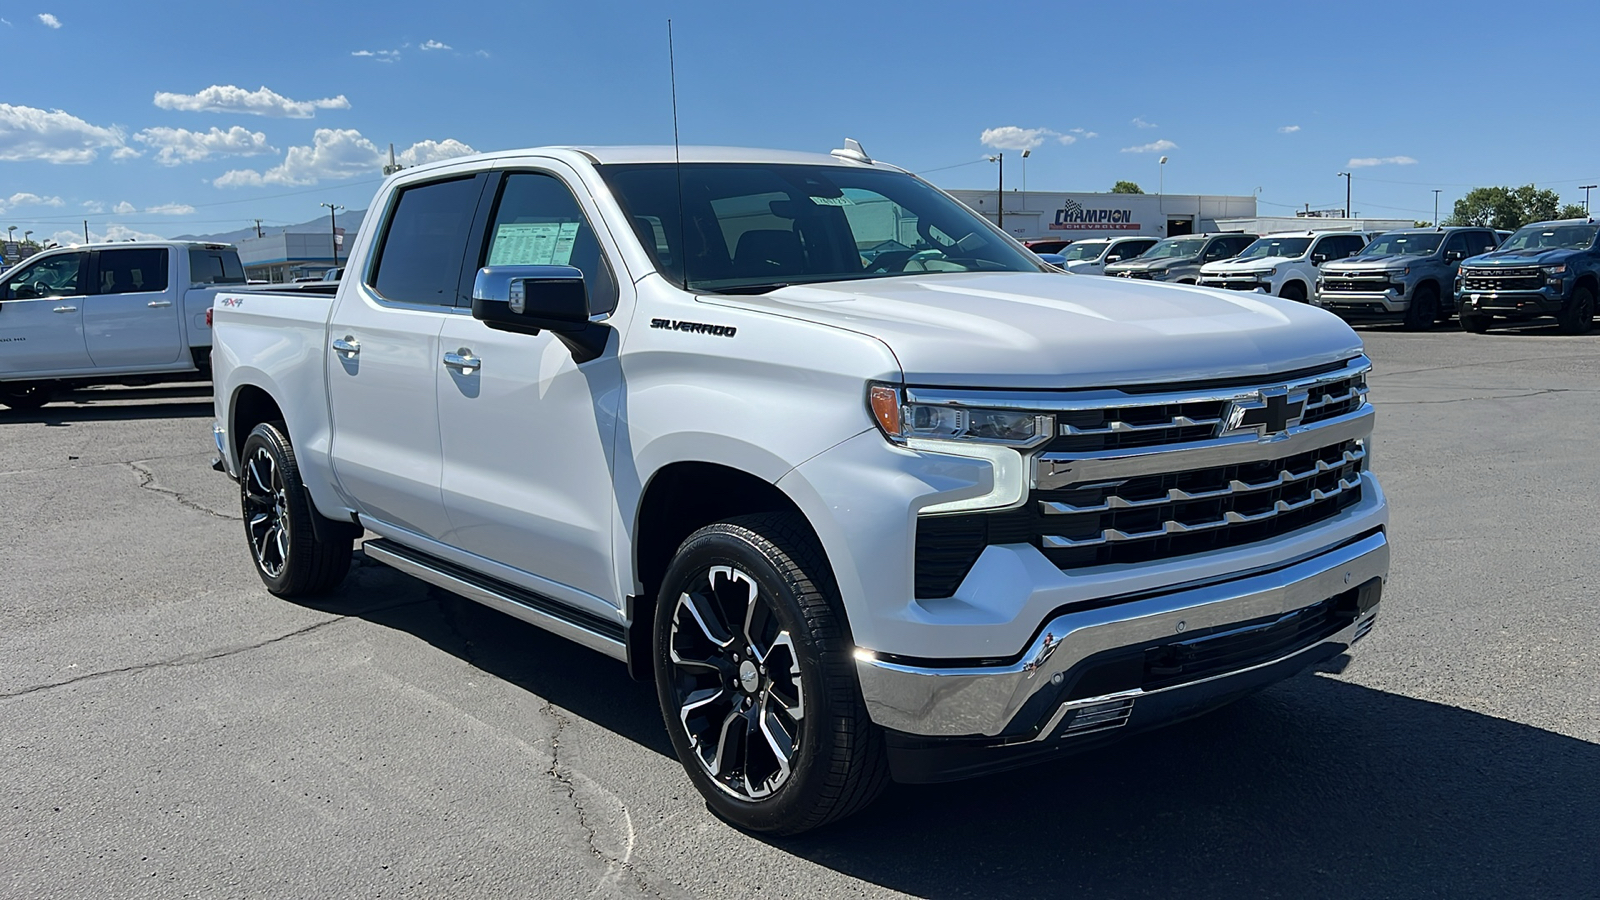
238,421,353,597
0,382,53,411
1403,284,1439,330
1278,282,1307,303
653,512,888,835
1557,284,1596,335
1459,311,1491,334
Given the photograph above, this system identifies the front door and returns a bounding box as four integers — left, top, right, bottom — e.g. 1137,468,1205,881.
0,251,91,374
83,247,182,367
326,172,489,541
436,169,625,608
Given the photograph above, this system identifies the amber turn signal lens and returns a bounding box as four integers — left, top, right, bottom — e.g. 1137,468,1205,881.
869,384,902,438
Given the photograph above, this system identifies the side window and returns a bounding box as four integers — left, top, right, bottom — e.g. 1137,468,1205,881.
481,172,619,316
3,252,87,299
1470,231,1498,256
96,248,169,294
1442,232,1470,256
371,175,484,307
189,248,246,285
1202,239,1230,260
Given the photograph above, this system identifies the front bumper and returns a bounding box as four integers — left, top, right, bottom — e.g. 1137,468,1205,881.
1315,287,1407,316
855,528,1388,746
1458,286,1565,316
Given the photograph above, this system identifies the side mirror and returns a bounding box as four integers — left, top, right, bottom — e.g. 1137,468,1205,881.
1310,253,1328,265
472,265,610,363
1105,255,1122,264
1443,250,1464,262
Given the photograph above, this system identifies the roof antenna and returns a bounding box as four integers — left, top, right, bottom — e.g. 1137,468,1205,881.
668,20,689,292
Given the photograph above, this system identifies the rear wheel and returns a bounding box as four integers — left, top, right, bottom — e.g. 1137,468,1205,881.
654,513,888,835
1403,284,1439,330
0,382,53,411
1459,311,1491,333
238,421,353,596
1557,284,1595,335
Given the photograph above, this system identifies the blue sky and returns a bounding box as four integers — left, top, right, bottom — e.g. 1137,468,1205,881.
3,0,1598,246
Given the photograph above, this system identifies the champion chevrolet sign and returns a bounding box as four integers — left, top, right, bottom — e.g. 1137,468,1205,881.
1049,199,1140,231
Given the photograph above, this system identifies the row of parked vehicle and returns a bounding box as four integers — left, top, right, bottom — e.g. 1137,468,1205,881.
1030,219,1600,334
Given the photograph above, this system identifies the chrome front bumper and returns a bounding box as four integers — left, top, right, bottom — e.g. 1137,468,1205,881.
1315,289,1406,313
855,530,1388,739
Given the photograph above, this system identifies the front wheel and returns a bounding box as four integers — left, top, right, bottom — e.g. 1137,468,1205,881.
238,421,353,596
1403,284,1439,330
0,382,53,411
1557,284,1596,335
1459,311,1492,333
654,513,888,835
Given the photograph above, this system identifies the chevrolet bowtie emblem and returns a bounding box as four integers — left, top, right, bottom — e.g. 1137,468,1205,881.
1219,388,1307,439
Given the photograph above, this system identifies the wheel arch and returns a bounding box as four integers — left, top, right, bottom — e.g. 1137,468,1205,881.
1574,272,1599,296
229,382,285,463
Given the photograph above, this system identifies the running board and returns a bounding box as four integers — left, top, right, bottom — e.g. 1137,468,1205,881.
361,538,627,662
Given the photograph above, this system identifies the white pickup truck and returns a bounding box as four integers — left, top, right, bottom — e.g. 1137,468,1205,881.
210,143,1389,834
1196,231,1372,302
0,241,246,409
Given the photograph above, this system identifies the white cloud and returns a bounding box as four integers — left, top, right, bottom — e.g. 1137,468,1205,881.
1132,117,1157,129
81,200,104,213
2,18,13,26
153,85,351,118
980,126,1078,151
1122,139,1178,154
134,125,274,165
1347,155,1417,168
144,203,195,215
37,13,60,28
113,201,135,214
474,50,491,58
49,223,167,246
0,103,130,163
352,49,399,62
1279,125,1301,133
1069,128,1098,139
420,39,451,50
5,192,64,208
215,129,477,188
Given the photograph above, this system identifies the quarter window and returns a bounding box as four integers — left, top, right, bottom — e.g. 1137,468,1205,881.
481,172,618,315
372,175,485,307
189,248,246,285
96,248,169,294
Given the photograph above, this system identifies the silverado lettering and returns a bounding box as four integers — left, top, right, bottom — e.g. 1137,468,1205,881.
650,318,736,337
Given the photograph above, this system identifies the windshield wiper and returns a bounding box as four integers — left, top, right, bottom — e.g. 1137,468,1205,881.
705,282,794,295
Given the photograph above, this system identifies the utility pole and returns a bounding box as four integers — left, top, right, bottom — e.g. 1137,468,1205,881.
1433,190,1442,228
1581,185,1597,217
253,219,263,238
320,202,345,266
1338,172,1351,218
83,220,90,242
986,153,1004,231
1159,155,1168,195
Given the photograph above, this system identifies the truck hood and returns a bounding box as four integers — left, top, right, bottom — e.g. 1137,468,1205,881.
1104,257,1190,274
1321,254,1430,274
1465,248,1577,267
702,272,1362,389
1202,256,1293,274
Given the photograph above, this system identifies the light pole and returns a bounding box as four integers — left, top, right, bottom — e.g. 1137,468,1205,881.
1581,185,1597,216
1158,155,1168,195
23,230,32,246
1338,172,1352,218
986,153,1004,231
1433,190,1442,228
319,202,345,266
5,226,14,244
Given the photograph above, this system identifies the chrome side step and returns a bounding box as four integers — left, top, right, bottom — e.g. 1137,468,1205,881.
361,538,628,662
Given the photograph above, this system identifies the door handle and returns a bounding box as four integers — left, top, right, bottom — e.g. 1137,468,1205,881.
52,305,78,313
443,350,481,373
147,300,173,308
331,336,360,356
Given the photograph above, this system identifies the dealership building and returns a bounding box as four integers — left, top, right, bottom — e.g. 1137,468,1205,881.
234,229,349,282
947,189,1258,241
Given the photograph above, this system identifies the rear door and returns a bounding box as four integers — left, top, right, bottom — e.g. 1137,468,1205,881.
0,251,92,374
326,172,490,540
82,247,182,367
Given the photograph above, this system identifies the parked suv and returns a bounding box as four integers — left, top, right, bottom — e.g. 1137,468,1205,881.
1055,236,1160,276
1197,231,1369,302
1103,233,1256,283
1314,227,1500,329
1455,219,1600,334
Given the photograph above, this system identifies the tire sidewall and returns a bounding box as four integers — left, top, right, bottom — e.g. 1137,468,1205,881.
239,422,308,595
652,526,838,832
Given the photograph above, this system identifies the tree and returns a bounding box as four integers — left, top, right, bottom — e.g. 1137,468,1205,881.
1110,181,1145,194
1445,184,1587,229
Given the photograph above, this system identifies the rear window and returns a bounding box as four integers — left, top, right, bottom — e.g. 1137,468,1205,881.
97,247,169,294
189,247,246,284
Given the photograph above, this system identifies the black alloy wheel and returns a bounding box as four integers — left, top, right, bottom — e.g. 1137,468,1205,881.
654,513,888,834
1459,311,1492,333
0,382,53,411
238,421,353,597
1558,284,1596,335
1403,284,1439,330
1279,282,1307,303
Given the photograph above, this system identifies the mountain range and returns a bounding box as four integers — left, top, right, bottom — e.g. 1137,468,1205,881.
173,209,368,246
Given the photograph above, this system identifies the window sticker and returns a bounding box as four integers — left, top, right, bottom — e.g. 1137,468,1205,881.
810,195,855,207
487,221,581,266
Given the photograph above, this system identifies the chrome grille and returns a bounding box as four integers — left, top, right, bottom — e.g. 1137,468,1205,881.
1462,268,1543,292
1321,276,1391,293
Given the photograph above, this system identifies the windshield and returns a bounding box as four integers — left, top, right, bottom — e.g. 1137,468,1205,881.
1500,223,1600,252
1062,241,1108,261
1358,232,1444,257
1142,237,1208,260
597,163,1046,292
1235,237,1313,260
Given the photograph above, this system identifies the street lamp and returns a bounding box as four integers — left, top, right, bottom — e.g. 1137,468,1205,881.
1158,155,1168,195
1581,185,1597,217
1337,172,1352,218
23,230,32,244
5,226,14,243
986,153,1004,231
1433,190,1442,228
319,202,345,267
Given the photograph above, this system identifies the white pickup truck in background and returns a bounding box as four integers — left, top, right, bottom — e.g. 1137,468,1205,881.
0,241,247,409
210,143,1389,834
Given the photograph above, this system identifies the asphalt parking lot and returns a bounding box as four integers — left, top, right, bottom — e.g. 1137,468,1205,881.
3,324,1598,900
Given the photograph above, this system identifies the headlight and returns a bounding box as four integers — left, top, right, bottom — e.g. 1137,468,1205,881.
1543,264,1567,276
869,384,1052,446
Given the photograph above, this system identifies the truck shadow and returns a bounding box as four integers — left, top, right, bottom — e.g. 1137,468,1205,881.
319,563,1598,897
0,384,214,424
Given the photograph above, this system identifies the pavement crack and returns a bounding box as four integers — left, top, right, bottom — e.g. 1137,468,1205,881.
128,460,240,520
0,617,346,701
1385,388,1571,406
541,698,650,897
